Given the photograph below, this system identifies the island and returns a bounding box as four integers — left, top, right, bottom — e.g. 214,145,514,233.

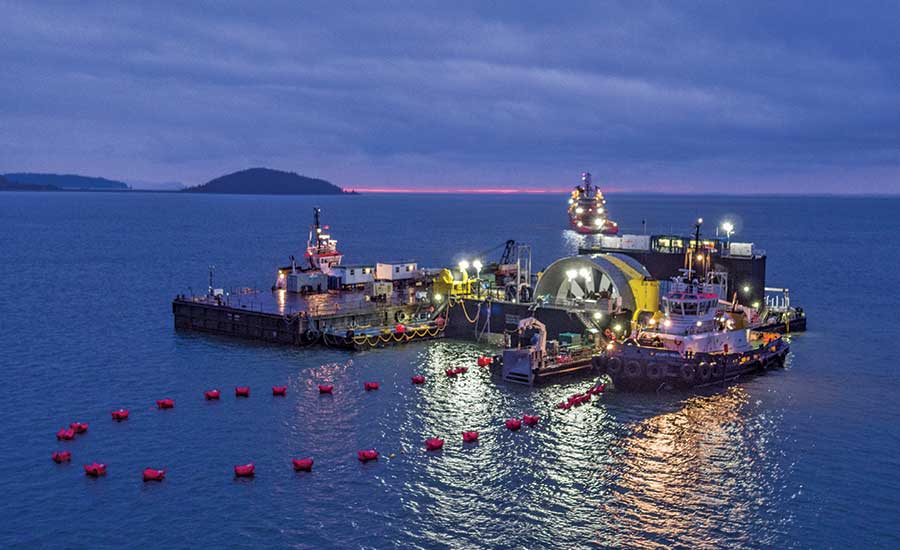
3,172,130,190
182,167,352,195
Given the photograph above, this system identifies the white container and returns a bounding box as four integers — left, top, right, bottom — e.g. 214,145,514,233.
620,235,650,250
601,236,622,249
376,261,417,281
729,242,754,257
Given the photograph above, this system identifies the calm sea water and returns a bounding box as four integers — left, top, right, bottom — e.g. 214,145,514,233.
1,192,898,549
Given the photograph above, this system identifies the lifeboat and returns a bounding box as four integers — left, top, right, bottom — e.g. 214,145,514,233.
364,382,380,391
505,419,522,431
143,468,166,482
156,399,174,409
235,387,250,398
292,458,314,472
52,451,72,463
111,409,129,421
56,428,75,440
234,463,255,477
204,389,220,400
425,438,444,451
462,431,479,443
272,386,287,396
318,385,333,394
84,463,107,477
70,422,89,434
411,375,426,384
523,415,540,427
357,449,379,462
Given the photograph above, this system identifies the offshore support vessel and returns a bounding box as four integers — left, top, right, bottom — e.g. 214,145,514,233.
567,172,619,234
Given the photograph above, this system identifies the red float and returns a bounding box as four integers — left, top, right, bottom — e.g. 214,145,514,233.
395,324,405,333
156,399,174,409
318,385,333,394
143,468,166,482
84,463,107,477
56,428,75,440
52,451,72,463
357,449,379,462
111,409,129,421
425,438,444,451
462,431,480,443
234,463,255,477
292,458,314,472
556,401,572,410
204,389,220,400
70,422,89,434
364,382,380,391
505,419,522,431
272,386,287,396
235,386,250,398
456,367,468,374
523,415,540,426
411,375,426,384
445,369,458,378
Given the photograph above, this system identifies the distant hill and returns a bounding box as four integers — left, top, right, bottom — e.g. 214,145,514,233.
183,167,349,195
4,172,130,190
0,174,60,191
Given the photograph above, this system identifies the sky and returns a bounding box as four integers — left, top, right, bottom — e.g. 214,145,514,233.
1,1,899,193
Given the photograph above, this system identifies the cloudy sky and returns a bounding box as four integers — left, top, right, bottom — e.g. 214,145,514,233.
2,1,898,193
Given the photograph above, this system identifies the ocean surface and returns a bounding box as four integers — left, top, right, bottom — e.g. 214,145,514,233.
1,192,898,549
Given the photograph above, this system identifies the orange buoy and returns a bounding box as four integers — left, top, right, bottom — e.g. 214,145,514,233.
318,384,333,394
70,422,89,434
411,375,426,384
425,438,444,451
272,386,287,396
235,387,250,398
505,419,522,431
111,409,129,421
357,449,379,462
52,450,72,463
364,382,380,391
291,457,314,471
142,468,166,482
156,399,174,409
56,428,75,440
523,414,540,427
234,463,255,477
84,462,107,477
204,389,220,400
462,431,479,443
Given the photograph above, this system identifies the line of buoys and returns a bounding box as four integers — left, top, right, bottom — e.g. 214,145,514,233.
462,431,479,443
234,463,255,477
292,458,314,471
425,438,444,451
56,428,75,440
364,382,380,391
111,409,129,421
272,386,287,396
84,463,107,477
357,449,379,462
505,418,522,431
445,367,468,377
235,387,250,398
204,389,220,400
143,468,166,482
70,422,89,434
318,384,333,394
411,375,426,384
523,414,540,427
156,398,175,409
52,451,72,463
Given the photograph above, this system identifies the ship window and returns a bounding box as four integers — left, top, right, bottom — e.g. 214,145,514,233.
395,267,400,273
682,302,697,315
350,269,355,275
406,265,410,272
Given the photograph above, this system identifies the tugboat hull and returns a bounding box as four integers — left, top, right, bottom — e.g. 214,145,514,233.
594,339,790,391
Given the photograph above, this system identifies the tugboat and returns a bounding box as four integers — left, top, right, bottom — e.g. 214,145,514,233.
596,274,790,391
273,207,343,291
568,172,618,234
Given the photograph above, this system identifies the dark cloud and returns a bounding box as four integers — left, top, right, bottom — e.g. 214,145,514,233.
1,1,898,192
